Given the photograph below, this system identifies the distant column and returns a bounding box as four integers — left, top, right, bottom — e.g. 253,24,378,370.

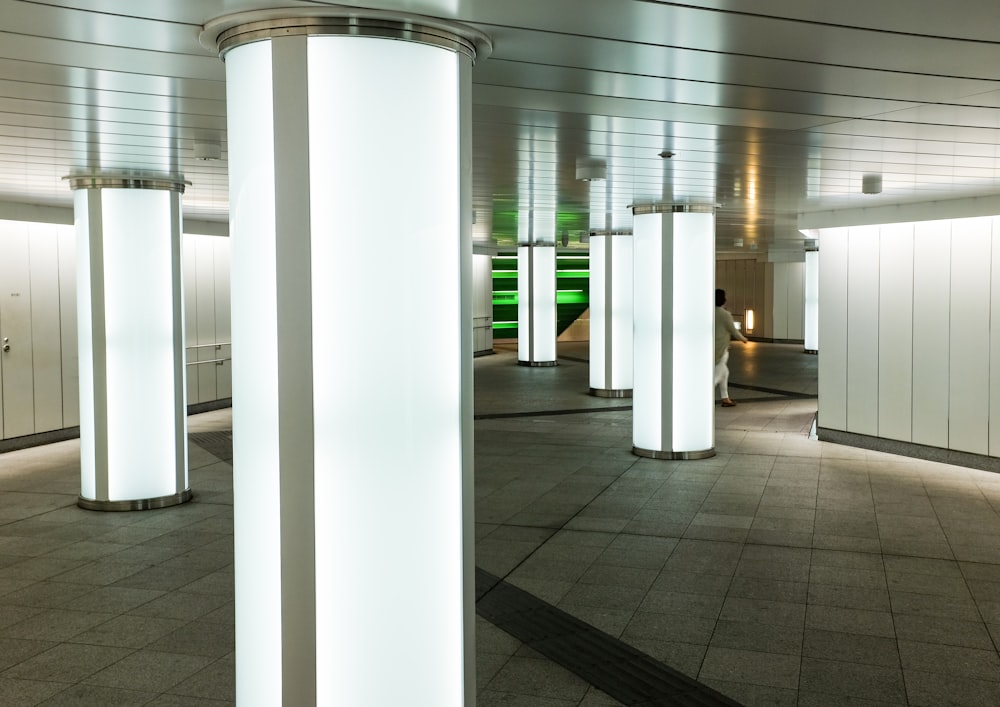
69,175,190,510
804,248,819,353
631,204,715,459
518,242,557,366
589,230,633,396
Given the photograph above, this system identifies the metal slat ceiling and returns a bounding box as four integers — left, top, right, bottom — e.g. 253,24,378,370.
0,0,997,251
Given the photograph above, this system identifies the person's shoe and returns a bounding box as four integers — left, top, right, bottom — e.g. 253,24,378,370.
721,399,737,407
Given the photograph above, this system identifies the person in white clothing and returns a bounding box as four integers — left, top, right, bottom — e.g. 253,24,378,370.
715,288,747,407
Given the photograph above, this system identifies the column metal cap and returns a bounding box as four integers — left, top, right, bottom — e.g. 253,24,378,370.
64,174,189,193
629,203,718,216
202,9,492,63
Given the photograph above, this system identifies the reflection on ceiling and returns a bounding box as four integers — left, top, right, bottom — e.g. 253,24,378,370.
0,0,998,254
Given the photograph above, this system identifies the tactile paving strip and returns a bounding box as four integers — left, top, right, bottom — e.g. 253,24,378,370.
188,430,233,463
476,568,744,707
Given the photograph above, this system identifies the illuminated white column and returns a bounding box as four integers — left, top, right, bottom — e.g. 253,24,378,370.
205,11,488,707
589,230,633,396
518,243,557,366
69,176,190,511
804,248,819,353
631,204,715,459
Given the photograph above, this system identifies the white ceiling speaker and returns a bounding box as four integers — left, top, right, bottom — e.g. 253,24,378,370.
575,157,606,181
862,173,882,194
194,141,222,160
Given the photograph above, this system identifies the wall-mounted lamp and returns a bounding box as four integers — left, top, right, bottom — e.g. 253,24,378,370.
745,309,755,333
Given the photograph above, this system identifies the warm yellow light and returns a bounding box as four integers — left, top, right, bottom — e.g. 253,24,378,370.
745,309,755,332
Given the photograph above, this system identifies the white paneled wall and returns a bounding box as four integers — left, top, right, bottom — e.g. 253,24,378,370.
876,224,913,442
772,263,807,340
818,229,848,430
948,219,991,454
0,219,231,442
472,253,493,354
911,222,950,448
184,234,232,405
819,215,1000,457
845,227,879,435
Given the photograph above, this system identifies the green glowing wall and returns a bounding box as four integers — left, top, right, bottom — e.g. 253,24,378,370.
491,252,590,339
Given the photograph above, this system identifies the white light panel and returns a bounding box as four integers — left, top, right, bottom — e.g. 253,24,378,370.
307,36,463,707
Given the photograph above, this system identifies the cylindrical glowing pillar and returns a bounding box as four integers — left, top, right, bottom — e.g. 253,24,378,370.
804,249,819,353
205,11,487,706
589,230,633,397
518,242,557,366
69,175,190,511
631,204,716,459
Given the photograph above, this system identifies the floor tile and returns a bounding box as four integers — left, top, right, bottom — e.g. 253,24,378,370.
903,669,1000,706
0,608,113,642
83,650,213,692
4,642,132,683
38,683,159,706
802,628,900,667
709,619,803,656
897,639,1000,680
805,605,895,638
699,646,800,690
484,655,590,702
799,657,906,703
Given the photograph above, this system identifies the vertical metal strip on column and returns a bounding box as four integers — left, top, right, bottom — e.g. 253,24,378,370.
457,55,476,706
658,214,670,448
87,190,110,501
604,235,614,387
169,191,187,491
528,245,535,363
272,34,317,705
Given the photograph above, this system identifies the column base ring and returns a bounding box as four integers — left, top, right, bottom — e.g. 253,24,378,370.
632,446,715,460
590,388,633,398
78,488,193,512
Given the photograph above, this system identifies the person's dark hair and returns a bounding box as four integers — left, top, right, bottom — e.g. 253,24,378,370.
715,288,726,307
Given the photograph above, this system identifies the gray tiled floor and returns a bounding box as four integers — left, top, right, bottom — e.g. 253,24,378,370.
0,341,998,704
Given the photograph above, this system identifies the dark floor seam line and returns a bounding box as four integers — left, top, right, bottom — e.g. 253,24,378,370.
475,567,744,707
475,405,632,420
727,382,817,398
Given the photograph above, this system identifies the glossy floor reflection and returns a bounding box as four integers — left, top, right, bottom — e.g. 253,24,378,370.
0,342,998,705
